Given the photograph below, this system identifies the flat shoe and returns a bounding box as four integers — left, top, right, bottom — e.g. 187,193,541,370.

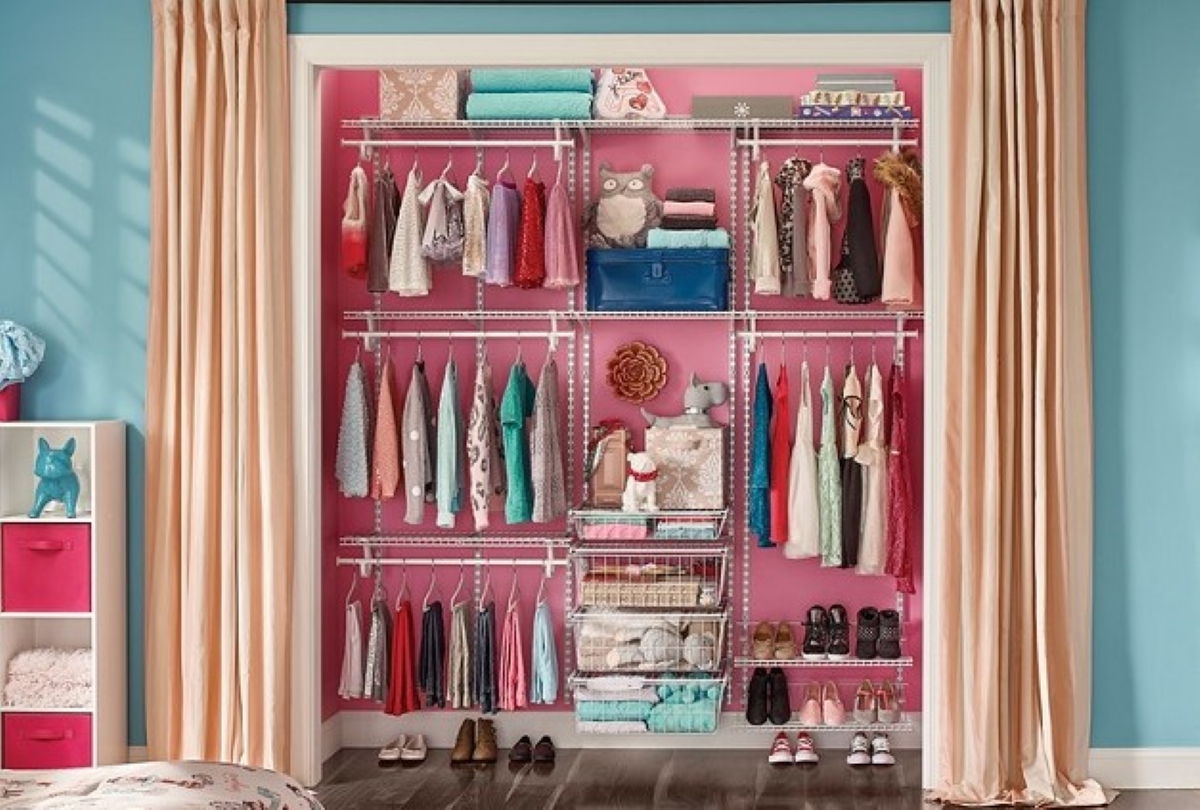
509,734,533,763
378,735,405,764
774,621,797,659
752,621,776,660
533,735,556,763
400,734,427,762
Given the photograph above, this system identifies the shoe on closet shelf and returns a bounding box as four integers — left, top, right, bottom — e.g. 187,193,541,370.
746,667,770,726
826,604,851,660
877,609,902,659
801,605,829,660
847,731,872,766
853,679,877,724
768,731,794,765
855,607,880,660
509,734,533,764
377,735,406,765
821,681,846,726
533,735,556,764
875,681,901,725
473,718,498,764
400,734,427,763
767,667,791,725
797,682,823,726
752,621,776,660
794,731,819,764
774,621,797,659
450,719,475,765
870,733,895,766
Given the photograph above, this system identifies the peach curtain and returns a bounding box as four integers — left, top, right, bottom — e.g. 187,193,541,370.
145,0,293,770
932,0,1111,805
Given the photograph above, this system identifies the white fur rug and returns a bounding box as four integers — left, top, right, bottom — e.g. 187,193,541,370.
4,647,93,708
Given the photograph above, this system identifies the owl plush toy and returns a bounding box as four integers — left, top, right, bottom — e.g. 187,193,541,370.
583,163,663,248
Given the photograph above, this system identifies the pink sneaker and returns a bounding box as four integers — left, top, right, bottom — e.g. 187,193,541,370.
794,731,819,764
797,682,823,726
821,681,847,725
768,731,794,765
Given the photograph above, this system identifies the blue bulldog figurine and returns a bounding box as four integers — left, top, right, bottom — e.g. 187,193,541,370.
29,437,81,519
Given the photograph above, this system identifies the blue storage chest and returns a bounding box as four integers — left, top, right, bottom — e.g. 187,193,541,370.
585,248,731,312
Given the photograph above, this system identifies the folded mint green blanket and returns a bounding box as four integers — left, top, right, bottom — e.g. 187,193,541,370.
470,68,594,94
466,92,593,121
646,699,719,733
646,228,731,250
576,700,654,722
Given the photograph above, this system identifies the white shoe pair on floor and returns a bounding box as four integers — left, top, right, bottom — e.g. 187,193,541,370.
846,731,894,766
378,733,427,764
768,731,820,764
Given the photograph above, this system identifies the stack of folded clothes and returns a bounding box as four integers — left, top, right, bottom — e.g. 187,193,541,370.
574,677,660,734
465,68,595,120
646,187,730,249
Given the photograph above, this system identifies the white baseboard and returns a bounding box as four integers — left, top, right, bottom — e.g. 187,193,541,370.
1089,747,1200,790
321,713,343,764
333,710,923,752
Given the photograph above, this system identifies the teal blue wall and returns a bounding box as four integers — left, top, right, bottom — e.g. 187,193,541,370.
0,0,1190,752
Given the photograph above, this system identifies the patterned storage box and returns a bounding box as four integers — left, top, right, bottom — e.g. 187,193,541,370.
645,426,726,510
379,68,462,121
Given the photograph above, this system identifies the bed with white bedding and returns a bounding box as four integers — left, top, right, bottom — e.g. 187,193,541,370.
0,760,322,808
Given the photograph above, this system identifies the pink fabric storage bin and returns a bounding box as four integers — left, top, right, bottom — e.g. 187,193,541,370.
3,713,91,769
2,524,91,612
0,384,18,421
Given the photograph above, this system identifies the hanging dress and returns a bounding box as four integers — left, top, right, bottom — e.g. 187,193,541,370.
341,164,369,279
768,363,791,545
874,149,924,309
748,362,773,547
467,359,507,532
856,362,888,575
337,598,364,699
435,357,463,528
385,597,420,716
514,175,547,289
370,354,400,501
498,599,527,711
885,363,916,594
367,164,399,294
784,360,820,560
817,364,843,567
839,363,864,568
388,166,431,296
485,174,520,287
418,174,466,263
335,358,370,498
543,168,581,289
461,172,491,278
803,163,842,300
418,599,446,708
473,601,498,714
402,360,433,525
775,156,812,298
749,159,781,296
364,593,392,703
531,357,567,523
843,156,881,301
500,360,536,524
529,599,558,704
447,601,473,709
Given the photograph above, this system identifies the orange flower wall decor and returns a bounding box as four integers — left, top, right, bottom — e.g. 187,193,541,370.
606,341,668,404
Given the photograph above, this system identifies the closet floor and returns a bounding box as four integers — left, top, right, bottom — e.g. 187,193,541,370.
316,747,1189,808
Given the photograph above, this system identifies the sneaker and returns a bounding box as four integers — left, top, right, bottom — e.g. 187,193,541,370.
793,731,819,764
870,733,895,766
801,605,829,660
846,731,872,766
826,604,851,659
855,607,880,660
400,734,427,763
768,731,794,764
767,667,791,725
746,667,769,725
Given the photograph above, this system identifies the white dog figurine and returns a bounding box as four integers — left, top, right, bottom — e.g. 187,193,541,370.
622,452,659,513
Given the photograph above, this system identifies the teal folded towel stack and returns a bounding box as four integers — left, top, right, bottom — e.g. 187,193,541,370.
467,69,595,120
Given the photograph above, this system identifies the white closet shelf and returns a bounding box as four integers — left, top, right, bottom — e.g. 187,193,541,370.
342,309,923,324
733,656,915,669
343,116,919,133
340,534,570,548
726,720,915,733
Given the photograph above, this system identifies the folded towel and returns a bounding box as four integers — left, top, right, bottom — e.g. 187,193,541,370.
577,700,655,722
466,92,594,121
646,228,731,250
470,68,594,94
574,685,661,703
666,187,716,203
660,214,719,231
663,201,716,217
646,700,719,733
576,719,648,734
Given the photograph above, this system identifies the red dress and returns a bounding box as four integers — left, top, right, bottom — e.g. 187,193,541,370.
768,364,791,545
514,177,547,289
884,364,914,594
384,599,420,715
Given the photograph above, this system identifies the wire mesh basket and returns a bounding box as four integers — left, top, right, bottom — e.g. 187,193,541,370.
572,544,729,610
570,672,727,735
570,607,728,674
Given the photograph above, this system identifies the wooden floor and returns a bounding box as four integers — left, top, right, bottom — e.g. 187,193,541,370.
316,747,1197,809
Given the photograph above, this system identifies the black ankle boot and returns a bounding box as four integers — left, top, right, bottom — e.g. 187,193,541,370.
746,667,769,725
877,609,902,659
767,667,791,725
827,603,851,659
855,607,880,660
801,605,829,660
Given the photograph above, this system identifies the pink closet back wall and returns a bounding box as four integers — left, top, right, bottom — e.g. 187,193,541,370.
321,66,925,720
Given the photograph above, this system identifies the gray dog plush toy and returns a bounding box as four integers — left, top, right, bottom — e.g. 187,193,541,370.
29,437,81,519
642,374,729,429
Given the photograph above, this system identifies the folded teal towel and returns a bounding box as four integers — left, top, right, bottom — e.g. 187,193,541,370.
646,700,719,733
577,700,654,722
466,92,593,121
470,68,594,94
646,228,731,250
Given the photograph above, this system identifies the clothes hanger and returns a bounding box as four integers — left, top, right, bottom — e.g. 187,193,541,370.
416,331,423,364
422,561,442,612
515,333,524,366
440,147,454,181
394,561,410,609
478,565,495,612
497,149,514,184
506,561,522,612
450,559,467,608
345,570,359,608
554,153,564,187
527,150,540,182
472,147,485,179
535,564,550,607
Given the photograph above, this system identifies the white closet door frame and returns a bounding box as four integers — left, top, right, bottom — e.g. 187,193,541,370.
288,32,950,789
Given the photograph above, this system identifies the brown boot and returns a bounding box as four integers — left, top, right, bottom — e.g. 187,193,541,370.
450,718,475,764
472,718,497,763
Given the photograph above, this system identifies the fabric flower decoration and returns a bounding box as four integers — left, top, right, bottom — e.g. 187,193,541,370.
606,341,667,404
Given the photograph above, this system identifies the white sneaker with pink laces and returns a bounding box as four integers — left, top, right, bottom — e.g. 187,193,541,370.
768,731,794,764
793,731,819,764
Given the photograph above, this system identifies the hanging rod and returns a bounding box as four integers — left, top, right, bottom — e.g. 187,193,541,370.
342,329,576,341
336,556,567,576
737,330,920,340
738,136,919,161
342,135,575,162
